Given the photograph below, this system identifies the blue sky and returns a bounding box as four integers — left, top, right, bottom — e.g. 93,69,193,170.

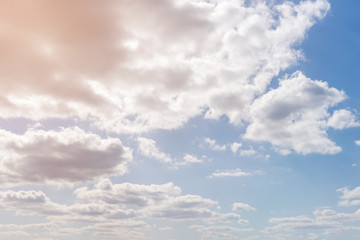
0,0,360,239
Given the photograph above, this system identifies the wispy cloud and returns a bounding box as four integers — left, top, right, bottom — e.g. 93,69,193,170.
210,169,264,178
233,202,256,211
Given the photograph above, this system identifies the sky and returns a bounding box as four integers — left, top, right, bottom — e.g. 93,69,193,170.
0,0,359,239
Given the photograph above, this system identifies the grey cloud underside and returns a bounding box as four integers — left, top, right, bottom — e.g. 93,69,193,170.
0,128,132,186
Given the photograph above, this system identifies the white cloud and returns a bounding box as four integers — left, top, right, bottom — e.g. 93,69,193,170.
337,186,360,207
145,196,246,224
0,189,137,223
264,187,360,238
183,154,203,164
0,0,331,134
137,137,173,163
245,71,345,155
0,190,66,216
81,221,148,240
75,178,247,224
144,194,218,219
210,168,264,178
232,202,256,211
137,139,203,167
190,225,253,240
355,140,360,146
75,178,181,208
203,138,226,151
0,223,59,239
0,127,132,187
174,154,203,167
240,147,257,157
230,142,242,154
327,109,360,129
265,208,360,239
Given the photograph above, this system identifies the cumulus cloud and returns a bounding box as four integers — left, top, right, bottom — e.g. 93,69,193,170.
145,194,218,219
75,178,181,207
0,0,331,134
264,208,360,240
137,138,204,167
210,168,264,178
0,190,65,216
232,202,256,211
137,137,173,163
0,218,147,240
203,137,226,151
174,154,203,167
240,147,257,157
355,140,360,146
75,178,247,224
0,189,137,223
245,71,345,155
0,127,132,187
337,186,360,207
327,109,360,129
81,221,148,240
230,142,242,154
145,196,246,224
0,223,59,239
190,225,254,240
0,188,146,239
264,187,360,238
182,154,203,164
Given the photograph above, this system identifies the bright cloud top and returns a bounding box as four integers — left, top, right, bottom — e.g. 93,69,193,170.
0,0,331,137
245,71,345,155
327,109,360,129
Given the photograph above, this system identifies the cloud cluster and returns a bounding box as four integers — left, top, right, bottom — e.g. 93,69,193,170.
75,178,182,207
75,178,246,224
264,188,360,239
265,208,360,238
1,0,349,154
0,178,251,239
0,0,332,137
337,186,360,207
0,127,132,186
245,72,345,155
